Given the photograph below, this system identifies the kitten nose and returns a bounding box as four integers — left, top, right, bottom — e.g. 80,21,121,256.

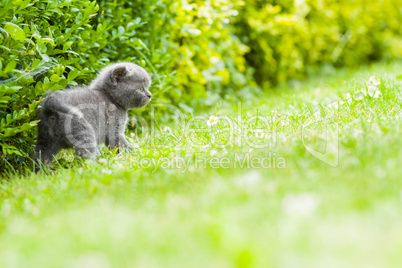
146,92,152,99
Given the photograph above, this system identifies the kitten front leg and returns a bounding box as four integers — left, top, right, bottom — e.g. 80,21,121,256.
105,112,131,150
106,134,131,150
75,147,99,160
118,134,132,149
34,142,61,165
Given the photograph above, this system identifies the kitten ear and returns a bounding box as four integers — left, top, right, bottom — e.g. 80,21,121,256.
110,66,128,85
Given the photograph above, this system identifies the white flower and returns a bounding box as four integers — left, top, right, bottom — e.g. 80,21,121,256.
354,77,382,100
353,93,364,101
162,126,172,133
369,76,381,87
280,119,289,126
98,158,107,165
374,91,381,99
367,84,381,98
367,76,382,98
340,93,353,106
206,115,219,127
254,129,265,138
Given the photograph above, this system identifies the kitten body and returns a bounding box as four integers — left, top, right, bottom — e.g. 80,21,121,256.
34,62,152,164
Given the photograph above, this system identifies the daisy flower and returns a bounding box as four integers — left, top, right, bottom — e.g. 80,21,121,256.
206,115,219,127
354,76,382,100
367,76,382,98
353,93,364,101
369,76,381,87
367,85,381,98
162,126,172,133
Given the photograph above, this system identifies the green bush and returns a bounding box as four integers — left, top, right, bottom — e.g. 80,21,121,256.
233,0,402,88
0,0,100,172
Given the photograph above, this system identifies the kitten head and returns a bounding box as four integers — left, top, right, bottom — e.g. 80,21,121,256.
92,62,152,110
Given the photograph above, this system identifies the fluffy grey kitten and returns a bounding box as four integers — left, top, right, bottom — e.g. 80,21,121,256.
34,62,152,165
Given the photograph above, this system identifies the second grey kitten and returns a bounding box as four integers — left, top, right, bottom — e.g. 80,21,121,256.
34,62,152,164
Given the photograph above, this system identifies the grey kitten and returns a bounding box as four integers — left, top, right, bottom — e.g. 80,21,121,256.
34,62,152,165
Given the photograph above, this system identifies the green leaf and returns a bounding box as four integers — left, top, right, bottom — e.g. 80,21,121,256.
396,75,402,80
75,12,83,24
41,37,56,46
4,23,26,42
6,114,12,124
63,41,74,51
31,59,41,69
1,144,22,156
118,26,125,35
48,0,59,9
20,122,36,131
4,61,17,74
37,42,47,53
41,54,51,62
68,68,80,80
134,17,141,25
138,39,150,52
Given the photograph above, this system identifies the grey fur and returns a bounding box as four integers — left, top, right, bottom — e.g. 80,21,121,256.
34,62,152,165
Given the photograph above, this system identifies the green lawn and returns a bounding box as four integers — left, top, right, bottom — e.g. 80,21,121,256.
2,61,402,268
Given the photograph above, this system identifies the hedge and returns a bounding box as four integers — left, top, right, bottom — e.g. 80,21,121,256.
234,0,402,87
0,0,401,173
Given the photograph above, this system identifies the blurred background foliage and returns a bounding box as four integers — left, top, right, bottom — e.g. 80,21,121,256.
0,0,401,172
234,0,402,88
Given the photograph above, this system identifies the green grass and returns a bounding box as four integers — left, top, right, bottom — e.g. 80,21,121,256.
2,61,402,268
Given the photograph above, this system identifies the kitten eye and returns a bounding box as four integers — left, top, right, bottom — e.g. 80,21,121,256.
140,87,144,92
